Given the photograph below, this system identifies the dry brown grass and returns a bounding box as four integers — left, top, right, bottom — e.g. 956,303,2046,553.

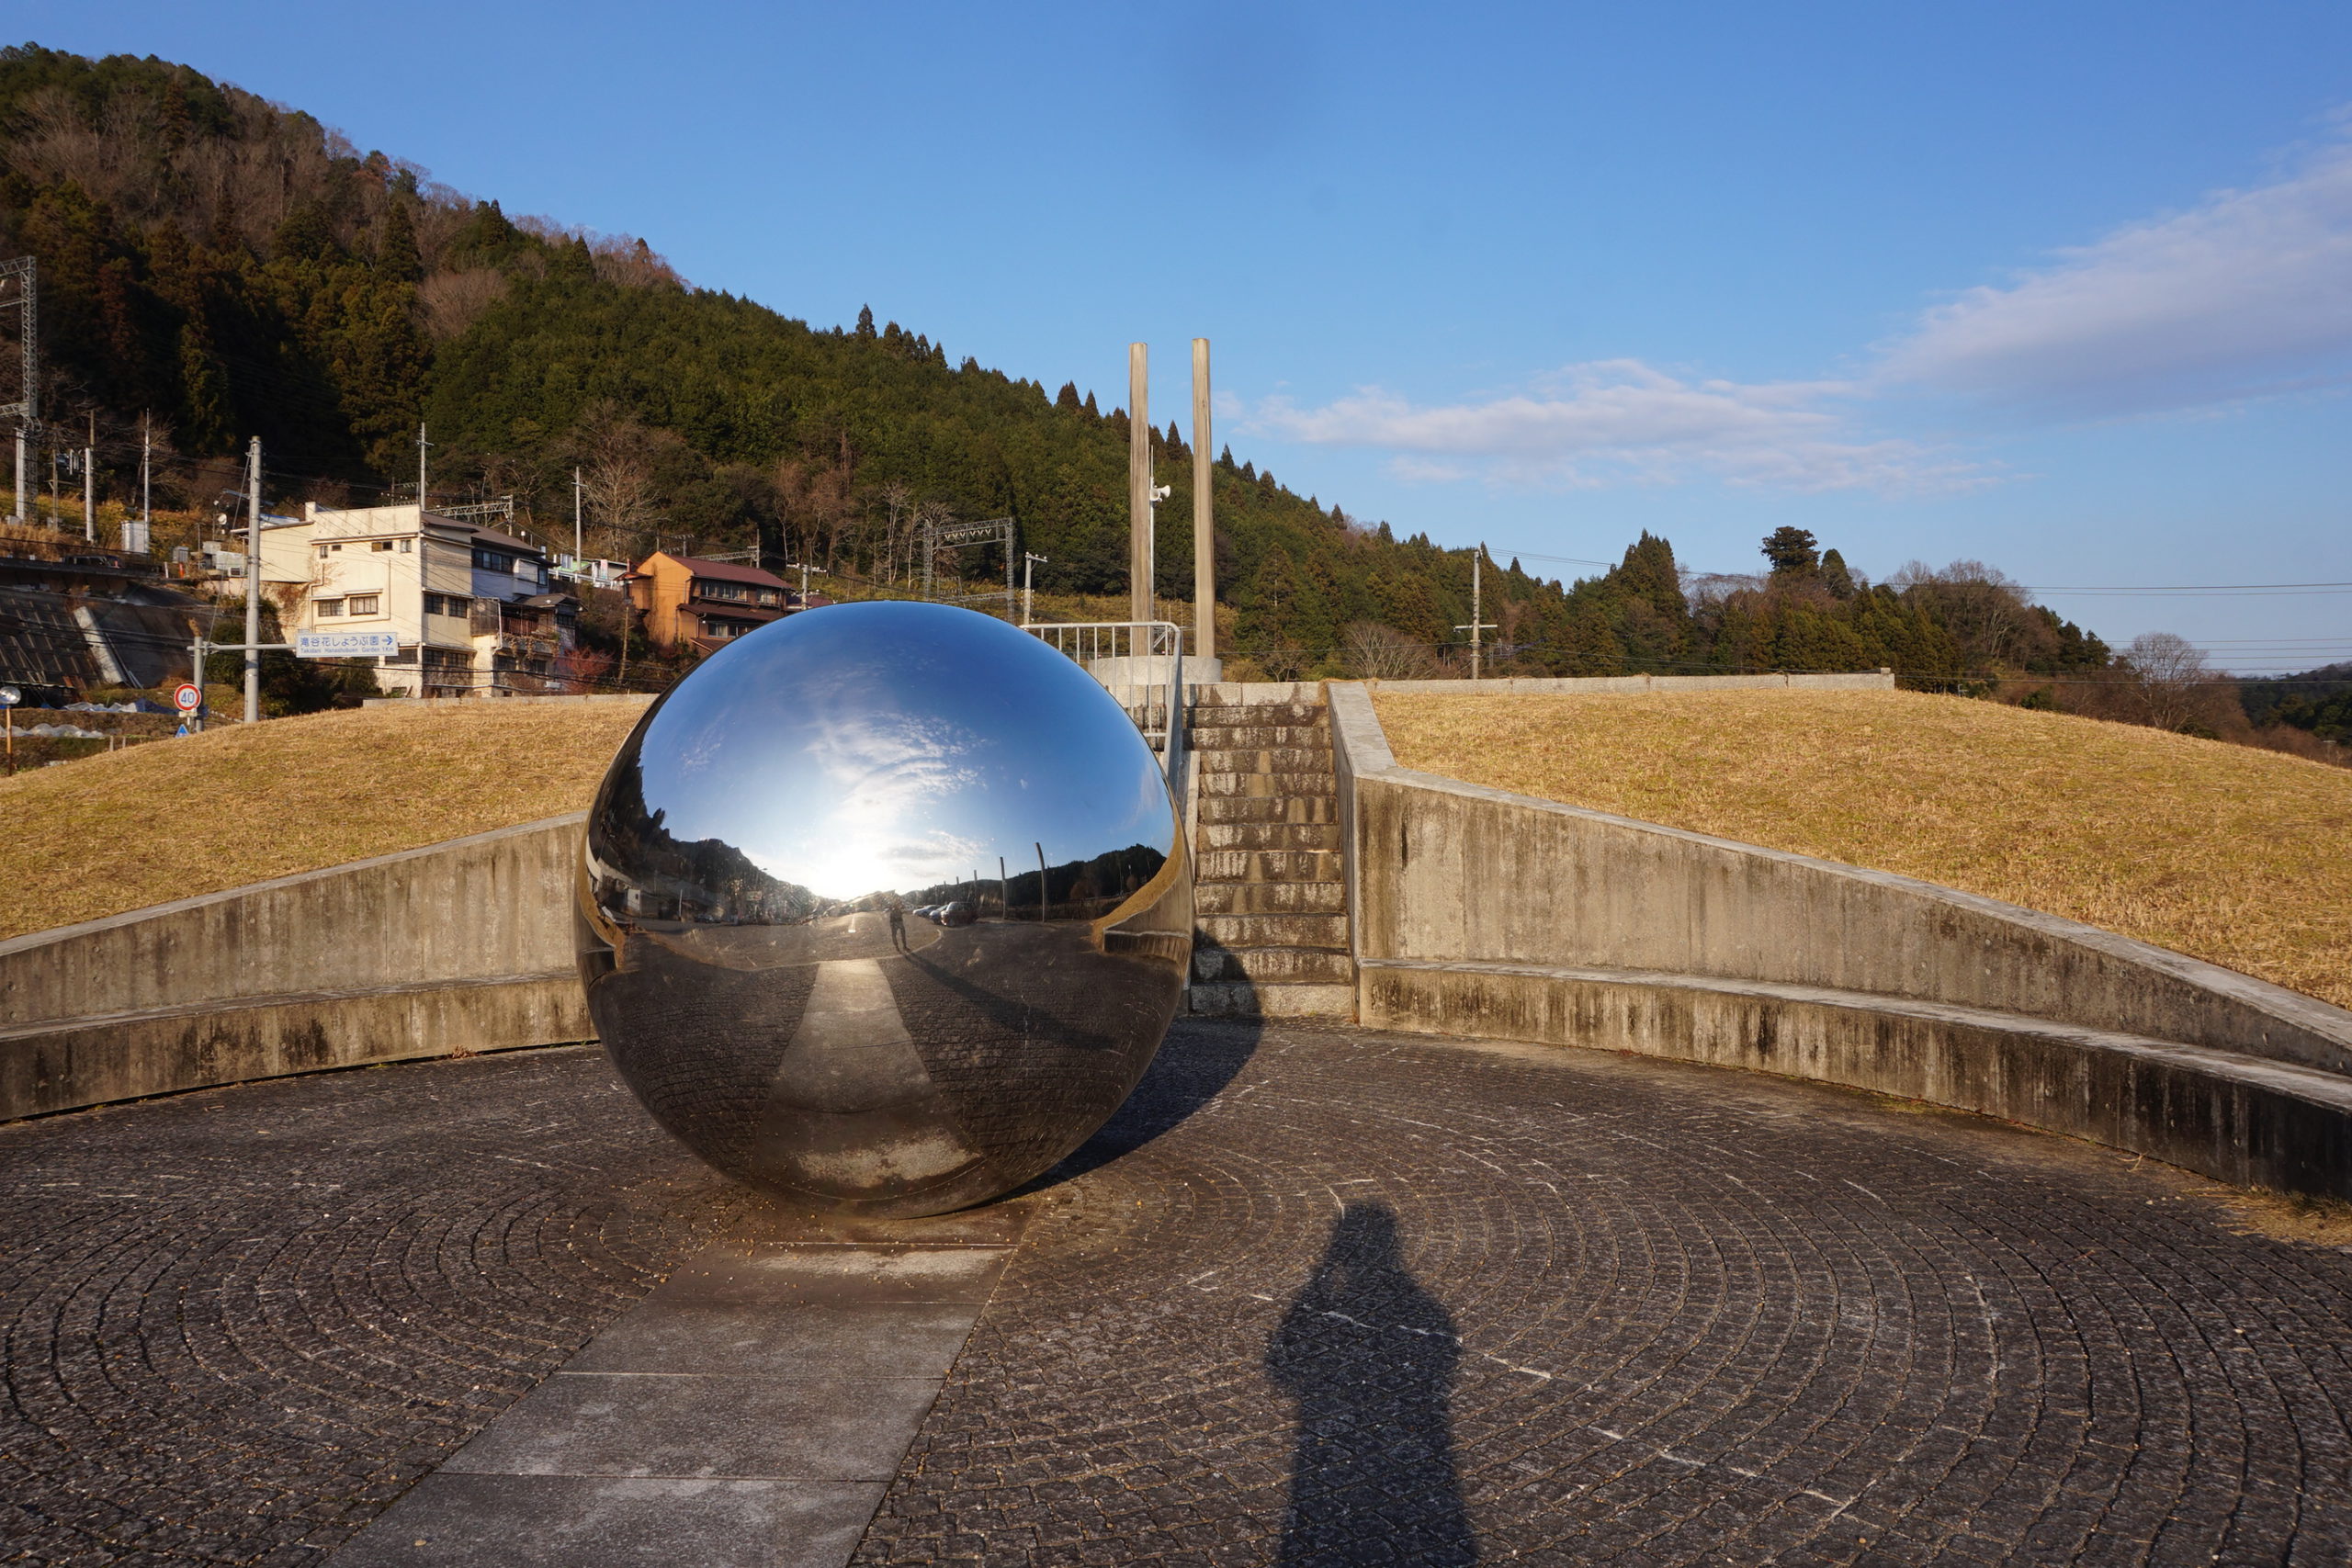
1374,688,2352,1009
1,701,648,942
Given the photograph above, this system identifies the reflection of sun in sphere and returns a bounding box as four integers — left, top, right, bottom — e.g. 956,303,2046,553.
577,602,1193,1218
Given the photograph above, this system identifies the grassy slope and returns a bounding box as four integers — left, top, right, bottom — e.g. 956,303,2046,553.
1374,688,2352,1010
2,702,646,942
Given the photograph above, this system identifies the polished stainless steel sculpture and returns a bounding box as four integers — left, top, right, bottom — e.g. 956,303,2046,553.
578,601,1192,1217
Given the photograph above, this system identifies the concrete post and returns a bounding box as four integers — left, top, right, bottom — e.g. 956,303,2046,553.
1192,338,1213,662
1128,343,1151,626
244,437,262,725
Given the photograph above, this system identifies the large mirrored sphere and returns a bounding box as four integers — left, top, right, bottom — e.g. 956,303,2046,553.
577,601,1193,1217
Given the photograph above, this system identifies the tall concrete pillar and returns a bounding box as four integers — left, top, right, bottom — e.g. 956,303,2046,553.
1128,342,1151,626
1191,338,1214,662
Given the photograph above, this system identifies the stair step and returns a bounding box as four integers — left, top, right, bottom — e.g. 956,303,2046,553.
1197,795,1339,825
1187,982,1356,1018
1198,820,1344,852
1196,912,1351,949
1199,771,1340,799
1183,724,1330,750
1196,881,1346,916
1188,702,1326,726
1193,745,1333,774
1196,849,1345,883
1192,945,1359,985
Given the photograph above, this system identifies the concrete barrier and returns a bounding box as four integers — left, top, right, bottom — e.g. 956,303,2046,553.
1329,682,2352,1196
0,816,590,1120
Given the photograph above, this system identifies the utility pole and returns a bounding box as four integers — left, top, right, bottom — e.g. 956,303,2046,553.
416,422,430,512
137,412,151,554
1455,549,1498,681
244,437,263,724
2,256,35,525
82,411,93,542
1023,551,1047,625
572,466,583,560
1128,343,1151,626
1192,338,1214,665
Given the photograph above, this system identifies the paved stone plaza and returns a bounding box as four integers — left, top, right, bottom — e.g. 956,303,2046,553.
4,1023,2350,1564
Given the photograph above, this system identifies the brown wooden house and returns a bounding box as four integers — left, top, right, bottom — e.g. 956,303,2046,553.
625,553,801,653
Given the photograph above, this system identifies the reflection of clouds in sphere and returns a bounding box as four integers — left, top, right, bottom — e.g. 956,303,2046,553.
577,602,1193,1218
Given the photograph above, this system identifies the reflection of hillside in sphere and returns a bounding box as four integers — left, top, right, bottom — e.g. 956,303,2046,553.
577,602,1192,1218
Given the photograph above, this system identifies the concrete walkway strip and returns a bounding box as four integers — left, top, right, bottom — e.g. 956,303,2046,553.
330,1201,1029,1568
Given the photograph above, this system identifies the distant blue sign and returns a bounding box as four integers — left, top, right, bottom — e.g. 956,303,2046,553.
295,629,400,660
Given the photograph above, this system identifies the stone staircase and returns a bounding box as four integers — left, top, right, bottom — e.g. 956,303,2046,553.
1183,689,1356,1017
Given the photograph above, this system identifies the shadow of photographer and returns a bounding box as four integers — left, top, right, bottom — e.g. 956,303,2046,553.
1268,1200,1478,1565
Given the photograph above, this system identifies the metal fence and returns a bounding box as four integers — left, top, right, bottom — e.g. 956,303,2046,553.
1023,620,1185,790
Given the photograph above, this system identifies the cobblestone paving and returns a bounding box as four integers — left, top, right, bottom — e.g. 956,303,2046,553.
7,1025,2352,1566
857,1021,2352,1566
0,1049,741,1566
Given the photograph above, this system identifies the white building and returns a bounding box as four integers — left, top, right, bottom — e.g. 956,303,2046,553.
256,502,579,697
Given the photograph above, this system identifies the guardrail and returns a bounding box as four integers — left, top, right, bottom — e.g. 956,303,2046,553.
1023,620,1185,790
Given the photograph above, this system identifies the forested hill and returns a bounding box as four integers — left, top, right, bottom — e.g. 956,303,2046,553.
2,41,2117,690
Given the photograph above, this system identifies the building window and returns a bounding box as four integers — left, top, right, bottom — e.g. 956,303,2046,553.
316,544,331,558
472,547,514,573
348,594,381,615
756,589,779,606
315,598,345,617
425,593,468,617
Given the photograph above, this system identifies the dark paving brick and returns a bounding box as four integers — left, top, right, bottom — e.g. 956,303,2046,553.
0,1047,743,1565
854,1021,2352,1566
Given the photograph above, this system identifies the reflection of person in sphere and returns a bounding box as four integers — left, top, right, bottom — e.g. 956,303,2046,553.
886,897,909,952
1268,1201,1475,1565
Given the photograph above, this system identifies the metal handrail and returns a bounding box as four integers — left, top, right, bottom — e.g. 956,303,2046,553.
1023,620,1186,794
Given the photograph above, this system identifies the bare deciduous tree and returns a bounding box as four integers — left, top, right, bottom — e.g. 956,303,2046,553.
1343,621,1435,681
417,268,509,340
572,402,662,561
2126,631,2213,733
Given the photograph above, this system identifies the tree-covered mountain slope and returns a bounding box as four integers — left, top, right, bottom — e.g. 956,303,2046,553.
3,40,2120,691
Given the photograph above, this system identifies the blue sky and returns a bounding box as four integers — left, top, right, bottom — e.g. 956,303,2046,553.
20,1,2352,667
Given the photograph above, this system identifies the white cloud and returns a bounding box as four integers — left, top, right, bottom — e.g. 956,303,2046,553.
1879,134,2352,413
1249,360,1984,493
1246,128,2352,491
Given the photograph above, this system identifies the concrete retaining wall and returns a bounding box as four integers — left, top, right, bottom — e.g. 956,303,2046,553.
0,816,590,1119
1329,682,2352,1195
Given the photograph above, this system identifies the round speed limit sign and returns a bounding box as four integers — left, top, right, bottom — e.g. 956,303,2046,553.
172,682,203,714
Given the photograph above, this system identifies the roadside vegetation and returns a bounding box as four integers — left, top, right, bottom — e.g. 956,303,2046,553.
0,700,642,941
1374,688,2352,1009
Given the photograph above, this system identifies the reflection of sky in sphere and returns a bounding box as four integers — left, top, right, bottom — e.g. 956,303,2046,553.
635,603,1174,902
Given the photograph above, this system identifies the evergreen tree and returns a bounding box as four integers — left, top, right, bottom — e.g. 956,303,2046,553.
375,198,422,284
1761,526,1820,576
1820,547,1856,599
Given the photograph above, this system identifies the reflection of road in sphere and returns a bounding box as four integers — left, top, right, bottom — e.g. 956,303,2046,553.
577,602,1192,1217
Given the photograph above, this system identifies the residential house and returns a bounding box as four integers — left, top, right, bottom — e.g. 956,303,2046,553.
256,502,578,697
625,553,804,654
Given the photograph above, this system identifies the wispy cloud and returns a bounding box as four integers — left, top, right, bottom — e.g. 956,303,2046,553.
1878,131,2352,413
1248,360,1984,493
1248,125,2352,492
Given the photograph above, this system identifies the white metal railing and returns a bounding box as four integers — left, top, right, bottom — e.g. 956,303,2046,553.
1023,620,1185,791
